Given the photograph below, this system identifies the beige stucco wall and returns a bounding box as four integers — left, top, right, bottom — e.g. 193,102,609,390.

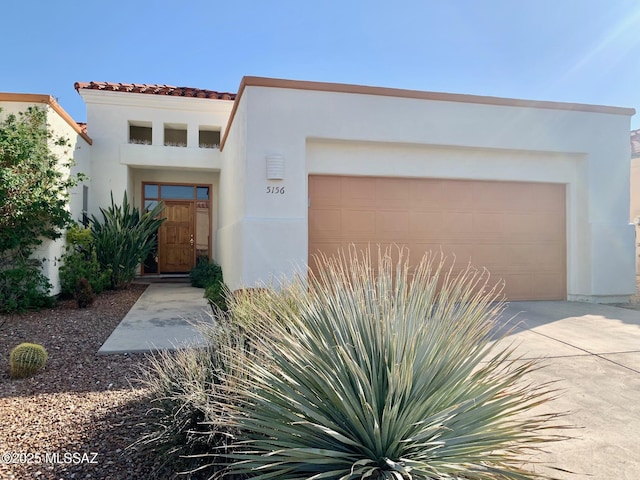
217,95,248,283
631,157,640,272
79,89,234,270
76,79,635,302
221,80,635,302
79,89,233,219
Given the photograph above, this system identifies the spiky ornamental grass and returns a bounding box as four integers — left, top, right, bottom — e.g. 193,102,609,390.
221,248,568,480
133,316,254,478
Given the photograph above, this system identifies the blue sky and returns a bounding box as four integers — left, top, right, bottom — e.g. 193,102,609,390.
3,0,639,129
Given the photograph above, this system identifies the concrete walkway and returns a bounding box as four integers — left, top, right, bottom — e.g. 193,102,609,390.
98,283,213,354
98,284,640,478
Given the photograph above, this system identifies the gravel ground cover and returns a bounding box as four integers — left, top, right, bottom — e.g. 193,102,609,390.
0,283,165,480
2,277,640,480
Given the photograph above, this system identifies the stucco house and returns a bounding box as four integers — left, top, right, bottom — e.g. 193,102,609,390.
0,93,92,295
630,128,640,271
3,77,637,302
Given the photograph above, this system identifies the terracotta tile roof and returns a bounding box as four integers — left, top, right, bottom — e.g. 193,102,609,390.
633,129,640,158
74,82,236,100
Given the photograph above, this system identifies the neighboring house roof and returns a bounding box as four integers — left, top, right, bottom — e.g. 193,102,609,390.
0,92,92,145
74,81,236,100
632,129,640,158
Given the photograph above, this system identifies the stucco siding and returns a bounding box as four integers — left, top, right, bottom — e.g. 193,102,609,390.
231,84,634,301
80,89,233,217
71,78,635,302
630,157,640,272
217,93,248,288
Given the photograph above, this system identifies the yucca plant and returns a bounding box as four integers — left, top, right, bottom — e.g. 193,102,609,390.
90,191,165,289
222,247,567,480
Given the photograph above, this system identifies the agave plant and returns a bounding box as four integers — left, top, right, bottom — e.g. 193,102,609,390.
90,191,165,289
223,247,567,480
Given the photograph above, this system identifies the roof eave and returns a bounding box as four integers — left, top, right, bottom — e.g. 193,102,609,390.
0,92,92,145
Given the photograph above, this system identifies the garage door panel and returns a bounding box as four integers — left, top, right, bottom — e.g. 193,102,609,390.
342,210,376,235
473,182,533,211
318,242,393,260
410,180,458,209
309,175,565,301
375,178,411,208
505,245,536,267
534,214,565,240
435,181,474,208
411,180,477,211
309,176,342,207
473,213,506,235
504,213,540,236
309,209,341,240
411,243,474,263
472,183,515,209
409,180,440,207
497,274,532,300
437,213,475,235
473,244,512,268
309,243,345,266
532,274,566,298
341,178,376,207
497,274,563,301
528,244,565,268
531,184,566,210
410,212,444,235
376,211,409,239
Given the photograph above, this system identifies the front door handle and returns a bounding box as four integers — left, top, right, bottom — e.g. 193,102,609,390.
189,235,194,247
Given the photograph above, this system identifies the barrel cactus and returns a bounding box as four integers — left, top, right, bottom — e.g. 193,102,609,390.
9,343,48,379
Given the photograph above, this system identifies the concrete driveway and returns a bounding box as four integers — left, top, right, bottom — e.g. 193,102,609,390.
499,301,640,479
99,285,640,478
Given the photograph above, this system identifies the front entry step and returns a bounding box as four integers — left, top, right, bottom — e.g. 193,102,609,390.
135,274,190,284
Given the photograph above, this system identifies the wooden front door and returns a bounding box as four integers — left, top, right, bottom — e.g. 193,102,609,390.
158,201,195,273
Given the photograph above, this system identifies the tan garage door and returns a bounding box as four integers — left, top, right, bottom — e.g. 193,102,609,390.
308,175,566,301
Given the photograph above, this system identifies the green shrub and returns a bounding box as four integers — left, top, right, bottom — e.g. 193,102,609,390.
9,342,48,379
59,224,110,296
223,248,566,480
65,223,93,250
91,192,165,290
204,281,228,313
189,259,223,288
0,256,55,313
192,259,227,313
0,106,85,313
0,106,85,257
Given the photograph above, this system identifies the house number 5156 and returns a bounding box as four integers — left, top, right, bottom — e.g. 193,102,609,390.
266,186,285,194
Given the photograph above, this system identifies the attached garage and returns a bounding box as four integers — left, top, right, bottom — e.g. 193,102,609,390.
203,76,634,302
309,175,566,301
